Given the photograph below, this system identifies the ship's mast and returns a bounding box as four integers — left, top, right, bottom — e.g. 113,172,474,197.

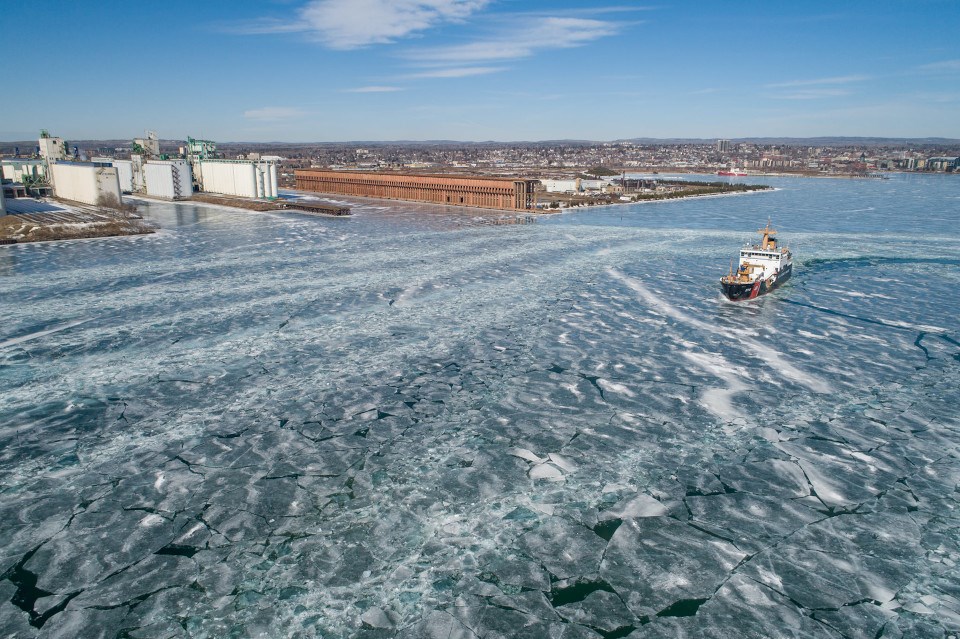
758,218,777,250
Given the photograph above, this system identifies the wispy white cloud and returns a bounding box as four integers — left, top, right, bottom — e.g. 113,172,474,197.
917,59,960,72
341,86,404,93
404,17,620,65
905,91,960,104
236,0,490,49
569,5,655,15
770,88,852,100
243,107,308,120
510,5,654,18
234,2,628,85
766,75,870,88
231,19,302,35
404,66,505,79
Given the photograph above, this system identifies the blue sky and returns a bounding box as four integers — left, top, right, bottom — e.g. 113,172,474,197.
2,0,958,142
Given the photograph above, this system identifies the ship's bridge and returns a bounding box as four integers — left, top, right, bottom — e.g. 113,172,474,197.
740,249,782,260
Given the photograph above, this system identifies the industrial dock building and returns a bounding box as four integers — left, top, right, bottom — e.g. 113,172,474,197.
49,161,122,206
199,159,278,199
294,170,538,211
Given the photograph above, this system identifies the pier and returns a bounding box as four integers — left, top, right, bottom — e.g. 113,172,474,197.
484,215,537,225
281,201,351,216
190,193,351,216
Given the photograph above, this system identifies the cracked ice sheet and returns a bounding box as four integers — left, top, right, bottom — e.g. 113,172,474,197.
0,176,959,637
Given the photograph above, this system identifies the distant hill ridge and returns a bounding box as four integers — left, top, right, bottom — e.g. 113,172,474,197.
1,136,958,149
615,136,960,146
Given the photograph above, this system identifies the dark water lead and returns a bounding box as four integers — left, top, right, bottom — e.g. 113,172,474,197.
3,546,82,629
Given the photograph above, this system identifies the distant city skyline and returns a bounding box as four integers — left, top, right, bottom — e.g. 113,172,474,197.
2,0,958,142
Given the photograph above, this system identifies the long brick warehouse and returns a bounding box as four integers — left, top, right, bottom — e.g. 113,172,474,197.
295,169,538,211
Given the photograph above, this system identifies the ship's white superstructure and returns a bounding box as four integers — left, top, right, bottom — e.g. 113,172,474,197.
736,244,790,284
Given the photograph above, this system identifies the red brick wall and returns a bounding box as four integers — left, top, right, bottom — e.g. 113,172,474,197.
295,170,535,210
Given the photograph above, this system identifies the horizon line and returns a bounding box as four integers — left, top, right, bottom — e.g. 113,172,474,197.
2,135,959,146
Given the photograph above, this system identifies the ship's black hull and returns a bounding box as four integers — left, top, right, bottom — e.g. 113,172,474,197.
721,263,792,301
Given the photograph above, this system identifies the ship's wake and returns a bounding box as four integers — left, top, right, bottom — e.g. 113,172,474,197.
800,255,960,274
608,268,829,421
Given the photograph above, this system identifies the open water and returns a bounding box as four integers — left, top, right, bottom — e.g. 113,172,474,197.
1,174,958,638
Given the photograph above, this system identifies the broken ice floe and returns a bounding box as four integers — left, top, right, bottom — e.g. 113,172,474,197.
507,447,577,481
